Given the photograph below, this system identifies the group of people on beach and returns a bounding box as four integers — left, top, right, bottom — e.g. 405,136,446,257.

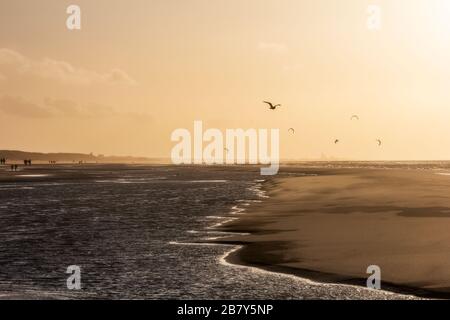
0,158,33,171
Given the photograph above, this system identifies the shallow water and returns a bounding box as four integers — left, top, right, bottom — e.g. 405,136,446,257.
0,164,419,299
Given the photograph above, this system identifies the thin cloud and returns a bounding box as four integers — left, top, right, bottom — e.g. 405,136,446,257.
43,97,86,117
0,95,53,118
103,69,137,86
0,49,27,65
0,48,137,86
0,95,151,121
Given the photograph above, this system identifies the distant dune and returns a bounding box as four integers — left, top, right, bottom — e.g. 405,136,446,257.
0,150,164,163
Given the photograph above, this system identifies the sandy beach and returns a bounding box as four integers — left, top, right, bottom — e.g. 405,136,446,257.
218,167,450,298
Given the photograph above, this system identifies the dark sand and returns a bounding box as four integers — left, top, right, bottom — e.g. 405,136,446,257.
218,168,450,298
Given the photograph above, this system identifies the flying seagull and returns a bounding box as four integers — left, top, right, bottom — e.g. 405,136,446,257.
376,139,382,146
334,139,340,144
288,128,295,134
351,115,360,121
263,101,281,110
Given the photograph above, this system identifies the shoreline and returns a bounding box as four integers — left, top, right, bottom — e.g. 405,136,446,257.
213,167,450,299
221,241,437,299
220,244,428,299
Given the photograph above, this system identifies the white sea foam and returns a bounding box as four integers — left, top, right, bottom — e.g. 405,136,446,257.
218,246,418,300
169,241,232,247
208,217,238,229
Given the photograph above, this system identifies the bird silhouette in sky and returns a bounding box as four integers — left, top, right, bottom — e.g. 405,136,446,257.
263,101,281,110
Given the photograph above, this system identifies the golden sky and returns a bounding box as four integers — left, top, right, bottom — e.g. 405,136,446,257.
1,0,450,160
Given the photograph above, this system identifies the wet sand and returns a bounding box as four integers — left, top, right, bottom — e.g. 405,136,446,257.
218,168,450,298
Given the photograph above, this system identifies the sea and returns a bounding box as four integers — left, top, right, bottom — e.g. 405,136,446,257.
0,163,422,299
